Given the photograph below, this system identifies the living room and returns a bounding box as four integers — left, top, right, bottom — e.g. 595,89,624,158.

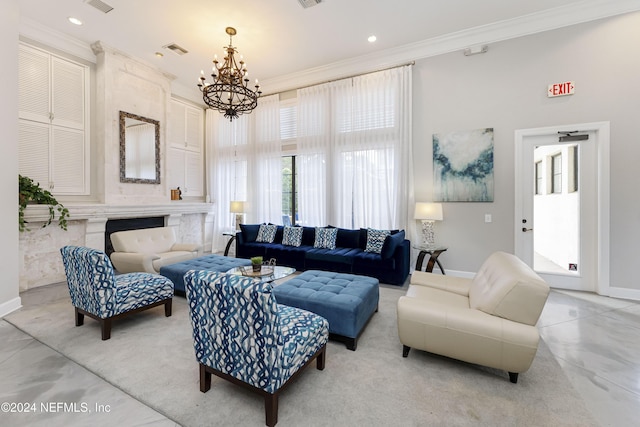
2,1,640,426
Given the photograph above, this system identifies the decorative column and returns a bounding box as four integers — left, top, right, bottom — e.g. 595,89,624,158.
85,217,108,251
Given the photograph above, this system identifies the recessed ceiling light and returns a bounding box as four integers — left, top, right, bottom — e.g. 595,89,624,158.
368,35,377,43
155,52,164,58
68,17,83,26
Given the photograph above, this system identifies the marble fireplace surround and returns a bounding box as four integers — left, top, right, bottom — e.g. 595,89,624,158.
19,202,214,291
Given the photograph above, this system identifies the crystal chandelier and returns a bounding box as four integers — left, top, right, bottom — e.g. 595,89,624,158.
198,27,262,121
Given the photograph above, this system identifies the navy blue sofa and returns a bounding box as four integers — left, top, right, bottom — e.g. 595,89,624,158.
236,224,410,285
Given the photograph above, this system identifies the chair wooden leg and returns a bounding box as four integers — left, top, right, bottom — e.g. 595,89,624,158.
316,346,326,370
164,299,172,317
75,308,84,326
509,372,519,384
265,392,279,427
200,363,212,392
101,318,112,340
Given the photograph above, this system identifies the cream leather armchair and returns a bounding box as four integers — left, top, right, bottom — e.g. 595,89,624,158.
109,227,202,273
397,251,549,383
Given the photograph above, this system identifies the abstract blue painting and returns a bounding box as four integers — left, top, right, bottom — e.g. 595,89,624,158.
433,128,494,202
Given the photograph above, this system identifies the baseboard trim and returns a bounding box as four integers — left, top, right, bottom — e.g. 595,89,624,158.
0,296,22,318
606,286,640,302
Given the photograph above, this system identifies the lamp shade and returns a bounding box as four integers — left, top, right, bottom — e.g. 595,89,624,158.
414,202,443,221
229,201,245,213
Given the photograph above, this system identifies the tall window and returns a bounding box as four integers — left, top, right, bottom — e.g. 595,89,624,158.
568,145,578,193
551,153,562,194
282,156,298,225
535,161,543,195
208,95,281,252
280,100,297,142
296,66,412,229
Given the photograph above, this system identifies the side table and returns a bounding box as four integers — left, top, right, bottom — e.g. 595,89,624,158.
223,232,236,257
414,246,447,274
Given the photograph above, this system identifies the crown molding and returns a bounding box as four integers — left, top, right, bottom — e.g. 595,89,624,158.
19,17,96,63
91,41,176,82
262,0,640,94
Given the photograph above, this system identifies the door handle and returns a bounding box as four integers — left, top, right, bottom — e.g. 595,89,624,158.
522,227,533,232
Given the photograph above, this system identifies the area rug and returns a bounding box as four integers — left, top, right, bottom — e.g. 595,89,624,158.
6,283,597,427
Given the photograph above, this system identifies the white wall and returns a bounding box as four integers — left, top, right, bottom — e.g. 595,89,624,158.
0,0,21,317
92,42,175,205
412,12,640,291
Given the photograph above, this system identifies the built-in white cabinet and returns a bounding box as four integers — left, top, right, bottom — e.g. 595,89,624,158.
18,43,89,195
167,98,204,197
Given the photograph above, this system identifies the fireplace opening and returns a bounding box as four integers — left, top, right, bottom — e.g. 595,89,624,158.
105,216,164,257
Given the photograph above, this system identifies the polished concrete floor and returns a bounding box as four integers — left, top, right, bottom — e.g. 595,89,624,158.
1,285,639,426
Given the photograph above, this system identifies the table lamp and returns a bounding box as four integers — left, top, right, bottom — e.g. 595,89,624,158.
229,201,245,231
414,202,443,246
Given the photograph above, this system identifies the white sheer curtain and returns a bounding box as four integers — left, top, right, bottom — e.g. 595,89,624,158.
207,95,281,252
338,67,413,230
296,82,335,226
208,111,249,252
208,67,412,251
248,94,282,224
296,66,413,230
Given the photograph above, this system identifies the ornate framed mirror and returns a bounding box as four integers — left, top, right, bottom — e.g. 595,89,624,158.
119,111,160,184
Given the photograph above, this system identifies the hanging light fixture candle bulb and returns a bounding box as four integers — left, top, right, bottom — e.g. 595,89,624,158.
197,27,261,121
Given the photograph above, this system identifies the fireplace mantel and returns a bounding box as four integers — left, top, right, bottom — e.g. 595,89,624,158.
23,202,214,223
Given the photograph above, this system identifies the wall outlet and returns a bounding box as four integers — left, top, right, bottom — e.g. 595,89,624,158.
485,214,492,223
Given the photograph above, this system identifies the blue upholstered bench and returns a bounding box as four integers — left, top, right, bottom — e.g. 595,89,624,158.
272,270,379,350
159,254,251,294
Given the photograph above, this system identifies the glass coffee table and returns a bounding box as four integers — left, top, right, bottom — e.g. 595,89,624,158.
225,265,296,283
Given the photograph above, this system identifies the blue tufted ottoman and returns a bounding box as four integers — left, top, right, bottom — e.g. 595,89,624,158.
159,254,251,294
273,270,379,350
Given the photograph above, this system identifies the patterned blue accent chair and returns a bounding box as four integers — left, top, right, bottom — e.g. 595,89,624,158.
185,270,329,427
60,246,174,340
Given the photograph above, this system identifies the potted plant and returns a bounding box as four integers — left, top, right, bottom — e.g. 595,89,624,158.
250,256,263,272
19,174,69,232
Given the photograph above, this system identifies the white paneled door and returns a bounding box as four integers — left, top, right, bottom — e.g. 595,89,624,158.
515,122,610,294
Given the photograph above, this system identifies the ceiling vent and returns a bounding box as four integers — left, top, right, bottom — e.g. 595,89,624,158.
85,0,114,14
298,0,322,8
163,43,189,56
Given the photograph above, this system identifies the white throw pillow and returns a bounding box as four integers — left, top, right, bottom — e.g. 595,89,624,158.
255,224,278,243
282,226,303,247
365,228,390,254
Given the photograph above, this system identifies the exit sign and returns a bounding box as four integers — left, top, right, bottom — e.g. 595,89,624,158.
548,81,575,97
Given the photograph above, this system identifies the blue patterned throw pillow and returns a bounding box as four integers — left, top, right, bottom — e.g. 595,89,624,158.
282,226,303,247
365,228,391,254
313,227,338,249
256,224,278,243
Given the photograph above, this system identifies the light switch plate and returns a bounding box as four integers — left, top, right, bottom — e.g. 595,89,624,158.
485,214,492,223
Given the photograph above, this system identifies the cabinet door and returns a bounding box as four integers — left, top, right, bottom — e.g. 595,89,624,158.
166,147,186,190
51,126,86,194
19,45,51,124
18,43,89,196
51,57,86,130
169,100,187,148
18,120,50,189
185,106,203,152
166,148,203,198
184,151,203,197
